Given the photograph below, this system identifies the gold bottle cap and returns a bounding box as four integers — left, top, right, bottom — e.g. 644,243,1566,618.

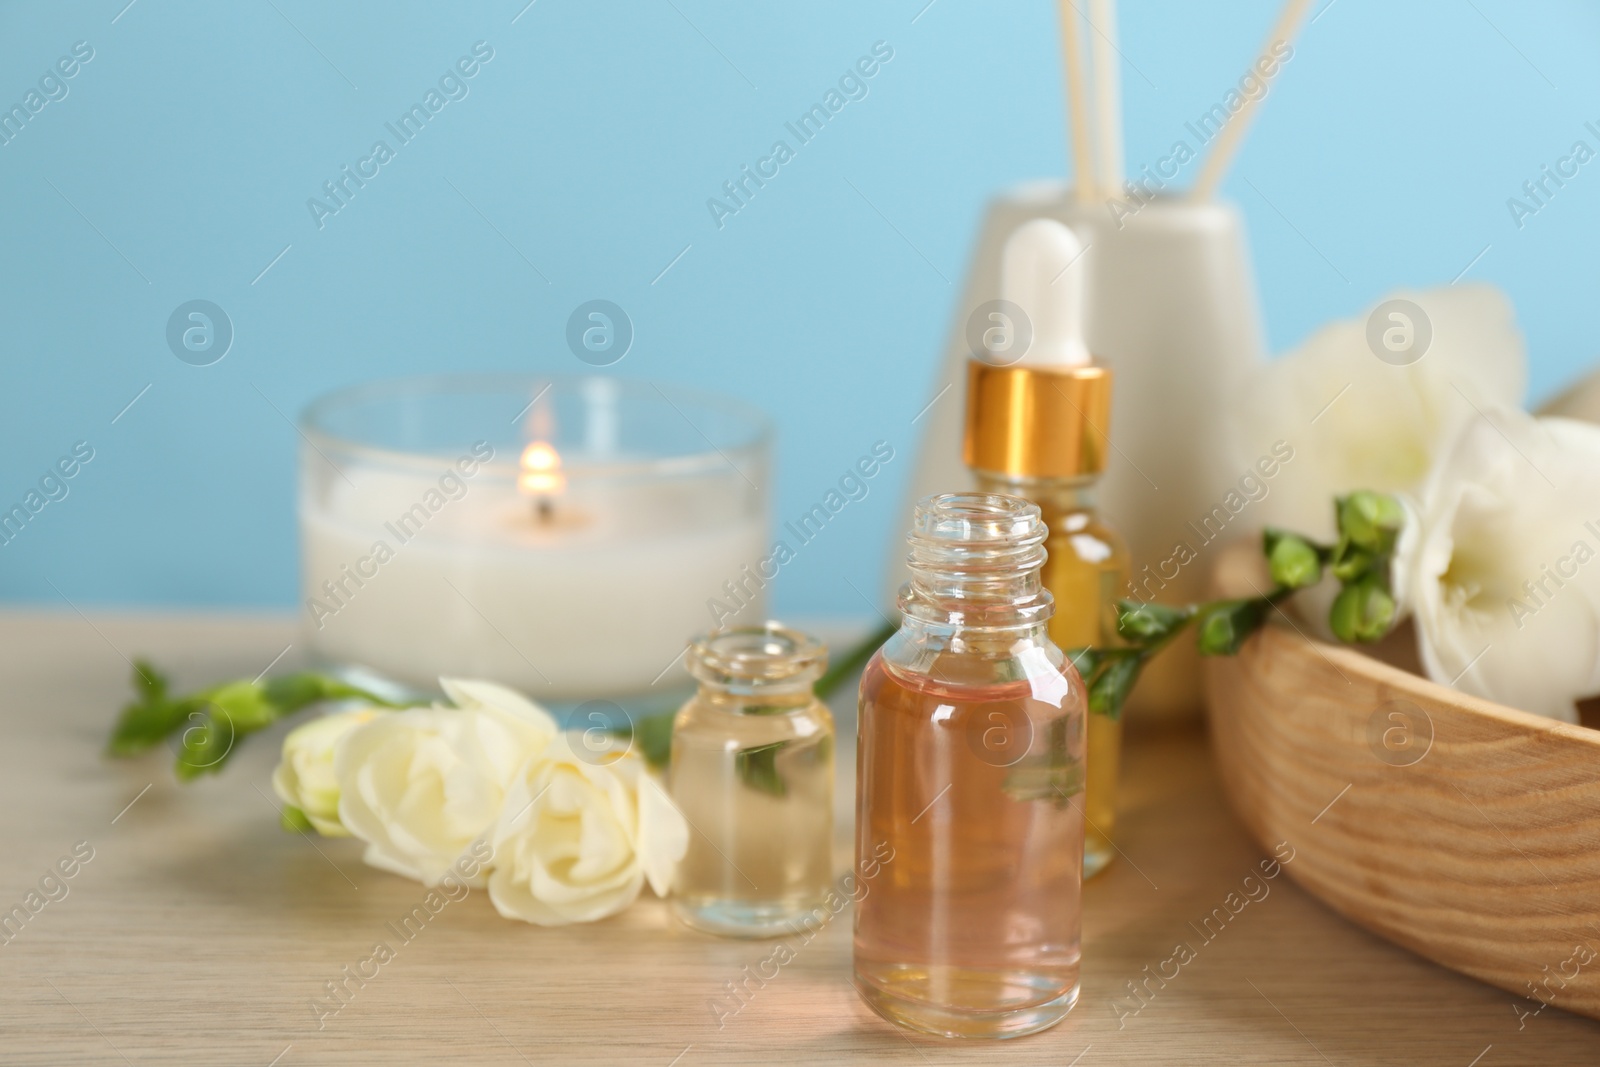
963,360,1113,479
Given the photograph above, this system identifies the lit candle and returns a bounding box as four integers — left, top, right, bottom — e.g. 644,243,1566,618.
298,377,770,700
519,441,565,524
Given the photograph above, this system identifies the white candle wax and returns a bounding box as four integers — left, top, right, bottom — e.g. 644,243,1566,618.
300,463,767,697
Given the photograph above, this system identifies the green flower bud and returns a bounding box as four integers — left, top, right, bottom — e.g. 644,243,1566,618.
1330,543,1375,583
1267,532,1322,589
1337,491,1406,555
205,681,278,731
1329,575,1397,643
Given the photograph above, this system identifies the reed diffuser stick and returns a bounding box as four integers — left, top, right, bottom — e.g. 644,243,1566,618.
1057,0,1097,203
1086,0,1123,197
1190,0,1312,201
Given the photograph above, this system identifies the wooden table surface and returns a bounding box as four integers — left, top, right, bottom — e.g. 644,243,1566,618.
3,610,1597,1065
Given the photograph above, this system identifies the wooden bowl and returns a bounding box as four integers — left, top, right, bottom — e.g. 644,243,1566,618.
1203,543,1600,1019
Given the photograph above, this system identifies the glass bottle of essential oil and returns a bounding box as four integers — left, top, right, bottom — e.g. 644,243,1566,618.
855,492,1087,1039
669,623,834,938
964,218,1130,879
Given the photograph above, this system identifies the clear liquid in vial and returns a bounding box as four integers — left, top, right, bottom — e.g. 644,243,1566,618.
670,699,834,937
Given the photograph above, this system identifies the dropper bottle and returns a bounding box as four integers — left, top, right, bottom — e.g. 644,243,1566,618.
963,218,1130,879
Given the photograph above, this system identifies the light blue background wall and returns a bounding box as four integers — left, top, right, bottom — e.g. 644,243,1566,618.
1,0,1596,614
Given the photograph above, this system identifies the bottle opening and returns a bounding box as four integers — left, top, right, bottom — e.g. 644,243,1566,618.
908,492,1048,547
689,622,827,689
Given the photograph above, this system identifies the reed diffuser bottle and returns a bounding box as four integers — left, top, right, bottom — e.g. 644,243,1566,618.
854,493,1087,1039
669,623,834,938
965,218,1130,879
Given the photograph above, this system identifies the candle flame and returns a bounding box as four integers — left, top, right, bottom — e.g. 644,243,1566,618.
518,441,565,497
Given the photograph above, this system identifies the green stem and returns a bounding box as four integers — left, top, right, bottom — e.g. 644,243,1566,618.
108,661,406,781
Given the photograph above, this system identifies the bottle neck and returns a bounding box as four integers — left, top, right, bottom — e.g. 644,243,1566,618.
687,623,823,709
897,493,1054,640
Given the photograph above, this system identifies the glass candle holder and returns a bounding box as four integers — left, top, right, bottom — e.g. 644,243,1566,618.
298,374,770,703
669,623,834,938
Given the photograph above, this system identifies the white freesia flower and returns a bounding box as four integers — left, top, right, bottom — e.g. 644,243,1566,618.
271,708,380,836
336,678,556,885
1404,407,1600,722
487,735,689,926
1230,285,1526,542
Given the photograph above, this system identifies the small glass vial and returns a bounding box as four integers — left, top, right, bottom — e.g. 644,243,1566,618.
854,493,1087,1039
669,622,834,938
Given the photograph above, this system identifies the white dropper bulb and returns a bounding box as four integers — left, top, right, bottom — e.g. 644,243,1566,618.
1000,218,1090,367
